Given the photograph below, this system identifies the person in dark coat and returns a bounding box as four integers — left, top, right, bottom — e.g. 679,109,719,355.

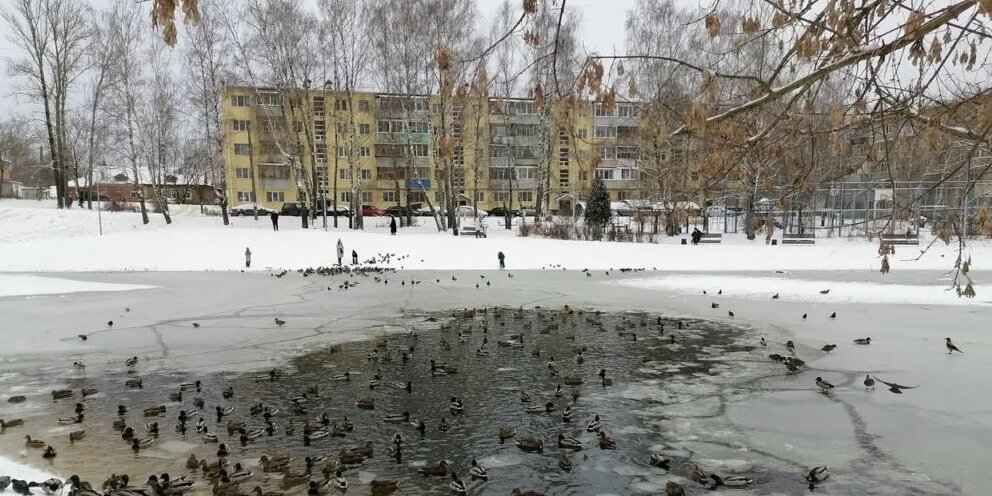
336,239,344,266
352,249,358,265
498,251,506,269
390,216,397,235
245,247,252,268
270,211,279,231
691,228,703,245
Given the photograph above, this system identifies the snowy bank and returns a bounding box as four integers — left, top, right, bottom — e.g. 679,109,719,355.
0,274,154,298
1,200,986,273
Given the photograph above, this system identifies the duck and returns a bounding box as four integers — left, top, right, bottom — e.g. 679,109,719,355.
368,480,398,496
1,418,25,429
815,377,835,393
330,372,350,381
7,395,27,404
586,414,601,432
562,404,572,423
144,406,167,417
559,454,572,472
307,480,332,496
304,428,329,444
52,389,74,400
178,410,198,423
226,420,245,435
469,459,488,480
563,375,583,386
340,416,354,431
864,375,876,389
131,437,156,451
69,430,86,443
519,392,531,403
598,369,613,386
25,435,46,448
145,422,160,435
383,411,409,423
222,387,234,399
785,340,795,351
121,426,135,440
259,455,291,473
217,443,230,457
124,356,138,369
516,437,544,453
448,397,464,413
225,464,254,484
417,460,448,477
81,388,98,397
126,378,144,389
58,414,84,425
438,417,449,432
186,455,200,470
510,490,544,496
708,474,752,489
649,453,670,469
853,337,871,345
557,434,582,450
330,470,347,491
249,487,282,496
597,431,617,449
806,466,829,490
194,418,207,433
448,473,466,495
239,427,264,443
821,344,837,352
525,402,556,414
355,398,375,410
498,426,516,443
665,481,685,496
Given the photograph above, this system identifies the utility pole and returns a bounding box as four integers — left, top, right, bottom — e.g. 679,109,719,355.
247,122,259,220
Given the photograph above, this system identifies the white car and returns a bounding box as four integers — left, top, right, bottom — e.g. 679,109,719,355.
456,205,488,217
229,203,274,216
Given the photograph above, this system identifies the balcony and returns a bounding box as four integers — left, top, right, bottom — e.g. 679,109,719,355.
376,156,429,168
376,132,431,145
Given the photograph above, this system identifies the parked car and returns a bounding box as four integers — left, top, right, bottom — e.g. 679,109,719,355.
385,205,415,217
230,203,273,216
280,203,303,216
313,203,351,217
455,205,488,217
488,207,520,218
361,205,386,217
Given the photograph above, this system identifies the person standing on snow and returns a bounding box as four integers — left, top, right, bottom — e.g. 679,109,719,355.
498,251,505,269
352,249,359,265
270,210,279,231
336,239,344,266
390,216,397,235
245,247,252,268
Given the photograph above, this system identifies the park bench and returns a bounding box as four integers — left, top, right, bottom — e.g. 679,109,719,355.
781,233,816,245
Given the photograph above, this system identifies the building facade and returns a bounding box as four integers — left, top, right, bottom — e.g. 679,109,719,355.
220,86,677,214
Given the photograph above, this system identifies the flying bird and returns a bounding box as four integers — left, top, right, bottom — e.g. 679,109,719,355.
760,337,767,347
77,334,88,341
829,312,837,319
107,320,114,327
727,311,734,318
785,340,795,351
873,376,918,394
853,337,871,345
711,303,719,309
772,293,779,299
802,313,807,320
821,344,837,353
819,289,830,294
274,318,286,327
192,323,200,328
945,337,963,354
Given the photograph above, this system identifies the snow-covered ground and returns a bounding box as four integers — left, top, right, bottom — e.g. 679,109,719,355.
0,274,154,297
1,199,987,273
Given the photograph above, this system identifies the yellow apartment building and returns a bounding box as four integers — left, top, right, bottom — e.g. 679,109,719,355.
221,86,677,214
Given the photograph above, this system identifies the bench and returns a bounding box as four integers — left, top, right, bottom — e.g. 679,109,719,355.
781,233,816,245
459,225,487,238
880,234,919,246
699,233,722,244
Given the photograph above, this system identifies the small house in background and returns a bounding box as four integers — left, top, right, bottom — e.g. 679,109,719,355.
67,170,220,206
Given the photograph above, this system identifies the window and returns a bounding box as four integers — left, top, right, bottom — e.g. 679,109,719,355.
336,123,348,135
231,95,249,107
236,168,252,179
266,191,285,202
338,147,348,157
360,169,372,180
340,169,351,179
597,146,616,159
359,147,371,157
620,168,637,180
517,167,537,180
490,168,513,180
617,191,631,200
335,99,349,111
315,143,327,163
312,96,325,114
361,192,372,203
383,191,396,202
341,191,352,203
595,104,614,117
474,191,484,201
494,191,510,202
576,128,587,139
594,169,613,180
359,123,370,135
359,100,370,112
232,120,249,132
618,104,637,118
617,146,637,160
579,170,588,181
234,143,251,155
594,126,617,138
408,121,429,134
130,190,142,199
518,191,533,202
237,191,255,202
377,120,391,133
316,169,327,187
256,92,280,106
411,144,428,157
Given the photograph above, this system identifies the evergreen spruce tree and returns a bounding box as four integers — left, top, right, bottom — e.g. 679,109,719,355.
585,178,611,237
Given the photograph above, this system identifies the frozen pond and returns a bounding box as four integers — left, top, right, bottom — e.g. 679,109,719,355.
1,269,990,494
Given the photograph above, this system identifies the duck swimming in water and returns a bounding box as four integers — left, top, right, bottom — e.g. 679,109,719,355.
469,459,488,480
586,414,601,432
557,433,582,450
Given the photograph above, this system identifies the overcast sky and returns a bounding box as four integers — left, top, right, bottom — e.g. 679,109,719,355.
0,0,641,117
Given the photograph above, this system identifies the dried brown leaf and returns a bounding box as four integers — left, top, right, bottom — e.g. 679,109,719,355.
705,15,721,38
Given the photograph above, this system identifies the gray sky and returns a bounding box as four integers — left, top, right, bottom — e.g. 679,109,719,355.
0,0,640,117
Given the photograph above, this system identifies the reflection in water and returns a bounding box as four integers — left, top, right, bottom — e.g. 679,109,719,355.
1,307,766,495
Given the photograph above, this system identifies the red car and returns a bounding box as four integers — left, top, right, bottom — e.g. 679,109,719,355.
361,205,385,217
